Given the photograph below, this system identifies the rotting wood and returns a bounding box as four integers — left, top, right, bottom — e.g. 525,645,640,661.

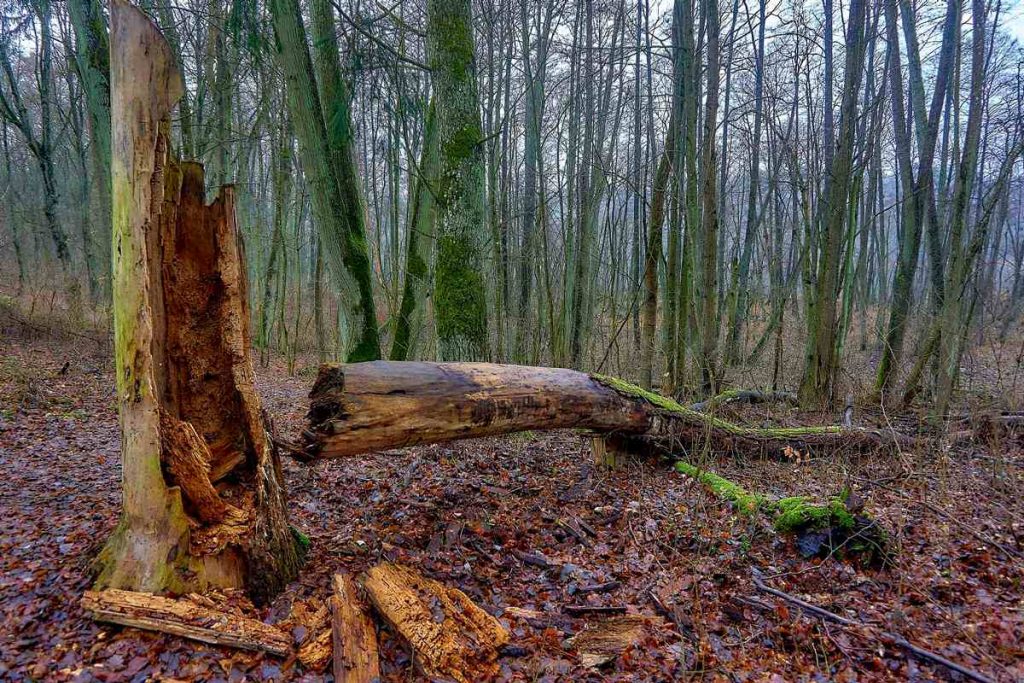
295,602,332,671
81,589,291,656
93,0,301,605
361,562,508,683
303,364,911,461
567,615,655,668
331,572,380,683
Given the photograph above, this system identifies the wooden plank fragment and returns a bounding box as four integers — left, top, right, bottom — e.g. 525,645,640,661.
332,572,380,683
567,615,652,668
362,563,509,683
81,589,291,656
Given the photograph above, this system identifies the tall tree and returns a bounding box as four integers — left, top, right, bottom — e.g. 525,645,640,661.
426,0,489,361
269,0,381,361
799,0,869,407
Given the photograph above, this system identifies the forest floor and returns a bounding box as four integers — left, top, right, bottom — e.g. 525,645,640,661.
1,329,1022,682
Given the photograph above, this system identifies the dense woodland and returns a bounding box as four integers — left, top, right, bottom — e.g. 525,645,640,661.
1,0,1024,680
0,0,1022,411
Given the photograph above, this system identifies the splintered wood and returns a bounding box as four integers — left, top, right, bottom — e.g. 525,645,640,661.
331,572,380,683
567,615,654,668
362,563,508,683
81,589,291,656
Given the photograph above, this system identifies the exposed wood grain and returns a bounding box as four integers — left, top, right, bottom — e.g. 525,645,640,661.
332,572,380,683
362,563,508,683
81,589,291,656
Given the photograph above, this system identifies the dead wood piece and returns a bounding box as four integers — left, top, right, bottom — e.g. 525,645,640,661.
567,615,653,668
503,606,545,620
294,602,332,671
81,589,291,656
689,389,799,413
304,364,911,461
512,549,553,568
563,605,628,616
332,572,380,683
160,410,232,524
362,563,509,683
576,581,621,595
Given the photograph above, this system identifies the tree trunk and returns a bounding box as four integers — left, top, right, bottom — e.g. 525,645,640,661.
94,0,301,605
427,0,490,361
798,0,868,407
391,100,439,361
269,0,380,362
303,363,908,461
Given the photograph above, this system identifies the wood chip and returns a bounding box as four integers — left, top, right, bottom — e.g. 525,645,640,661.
567,615,652,667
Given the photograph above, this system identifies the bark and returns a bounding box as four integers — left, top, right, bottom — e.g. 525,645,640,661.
698,0,722,393
640,116,678,388
304,363,909,461
269,0,381,361
427,0,490,361
391,100,439,361
799,0,869,407
67,0,112,295
81,589,291,656
362,562,509,683
94,0,301,605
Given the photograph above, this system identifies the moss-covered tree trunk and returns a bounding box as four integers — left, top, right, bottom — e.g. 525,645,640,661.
94,0,301,605
426,0,489,361
67,0,112,298
391,100,439,361
268,0,380,362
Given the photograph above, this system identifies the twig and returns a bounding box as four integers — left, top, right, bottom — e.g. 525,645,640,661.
751,569,995,683
853,477,1023,560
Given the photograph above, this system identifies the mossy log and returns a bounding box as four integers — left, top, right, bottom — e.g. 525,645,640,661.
675,461,889,562
302,363,909,459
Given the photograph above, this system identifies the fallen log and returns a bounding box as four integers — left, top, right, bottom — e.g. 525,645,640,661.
303,362,910,459
331,572,380,683
81,589,291,656
361,562,509,683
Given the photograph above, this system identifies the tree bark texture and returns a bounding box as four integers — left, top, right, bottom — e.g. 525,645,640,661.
94,0,301,605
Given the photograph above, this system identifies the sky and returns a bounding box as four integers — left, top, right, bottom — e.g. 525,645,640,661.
1007,0,1024,43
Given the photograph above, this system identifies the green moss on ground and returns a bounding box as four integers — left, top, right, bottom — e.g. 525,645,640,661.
675,461,765,514
772,496,856,533
675,462,880,559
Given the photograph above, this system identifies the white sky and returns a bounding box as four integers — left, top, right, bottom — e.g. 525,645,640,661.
1006,0,1024,43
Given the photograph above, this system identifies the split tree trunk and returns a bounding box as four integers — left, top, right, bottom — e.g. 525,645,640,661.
94,0,301,604
304,362,907,460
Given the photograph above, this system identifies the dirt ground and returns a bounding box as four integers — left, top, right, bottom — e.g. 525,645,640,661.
1,330,1022,682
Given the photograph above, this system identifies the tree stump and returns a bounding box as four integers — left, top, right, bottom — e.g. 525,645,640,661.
93,0,301,604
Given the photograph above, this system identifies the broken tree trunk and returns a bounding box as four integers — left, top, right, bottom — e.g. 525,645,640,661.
362,562,509,683
303,363,908,460
81,589,291,656
93,0,301,604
